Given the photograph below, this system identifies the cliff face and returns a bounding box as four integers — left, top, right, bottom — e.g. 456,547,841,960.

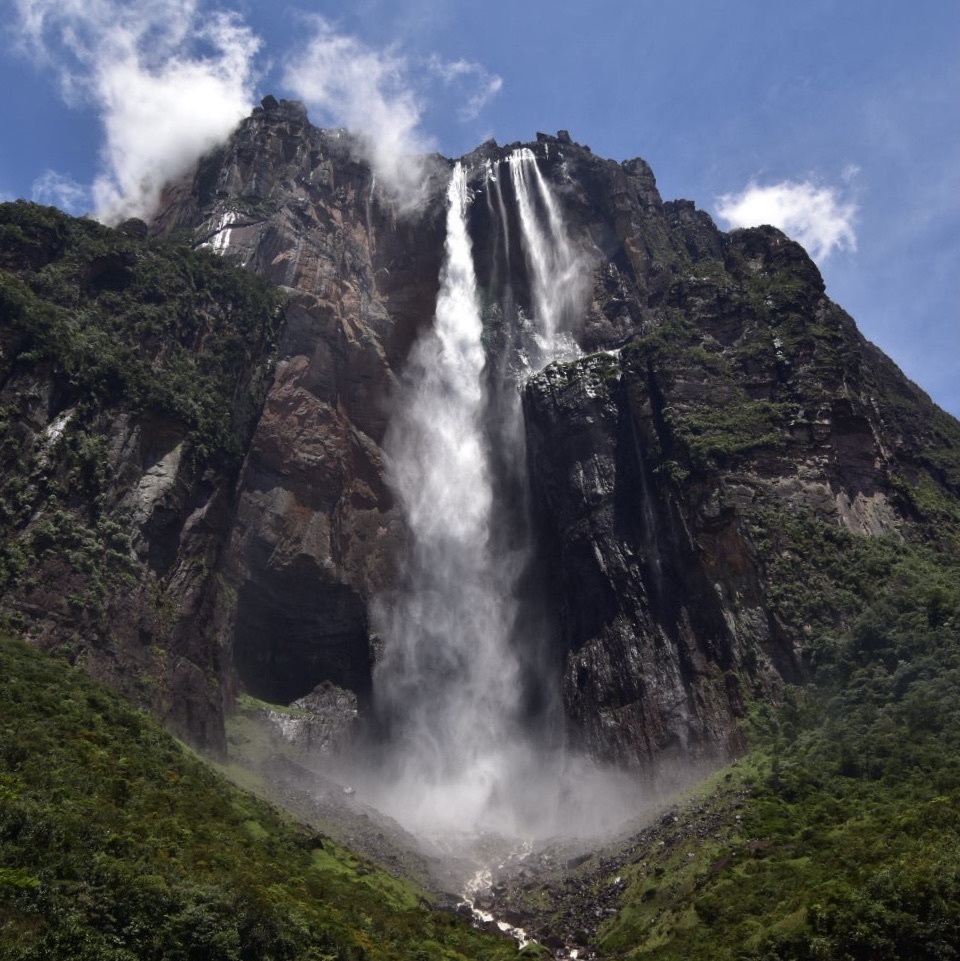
514,148,959,771
4,100,957,775
153,99,449,711
0,203,283,751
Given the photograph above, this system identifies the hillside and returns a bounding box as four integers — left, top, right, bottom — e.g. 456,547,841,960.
482,510,960,957
0,634,518,961
0,200,285,751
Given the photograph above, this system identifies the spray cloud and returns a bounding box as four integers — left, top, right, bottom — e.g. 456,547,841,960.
284,16,502,214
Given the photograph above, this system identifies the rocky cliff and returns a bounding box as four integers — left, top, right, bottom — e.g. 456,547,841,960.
0,203,282,751
152,98,448,715
2,98,957,779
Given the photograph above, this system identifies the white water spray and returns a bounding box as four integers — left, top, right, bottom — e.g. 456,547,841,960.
370,151,633,844
371,163,527,835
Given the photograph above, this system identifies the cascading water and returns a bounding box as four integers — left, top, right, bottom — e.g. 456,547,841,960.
369,149,632,843
370,161,525,835
506,148,584,369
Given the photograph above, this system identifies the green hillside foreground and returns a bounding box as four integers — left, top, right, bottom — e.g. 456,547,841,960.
593,517,960,959
476,507,960,959
0,635,517,961
5,518,957,961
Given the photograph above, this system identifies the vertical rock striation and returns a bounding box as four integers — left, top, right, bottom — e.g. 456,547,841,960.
510,136,958,774
153,99,449,709
86,103,960,775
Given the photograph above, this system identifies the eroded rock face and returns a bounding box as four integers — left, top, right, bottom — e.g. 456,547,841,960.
524,356,748,770
2,402,238,751
143,106,959,774
261,681,359,757
520,186,958,773
153,100,448,707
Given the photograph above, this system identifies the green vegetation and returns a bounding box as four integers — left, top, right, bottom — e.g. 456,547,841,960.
618,235,885,473
666,397,790,465
0,201,282,463
595,499,960,959
0,635,516,961
3,199,959,961
598,759,960,959
0,201,284,641
621,311,796,468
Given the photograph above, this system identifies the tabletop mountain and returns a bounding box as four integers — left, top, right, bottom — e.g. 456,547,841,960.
1,95,958,958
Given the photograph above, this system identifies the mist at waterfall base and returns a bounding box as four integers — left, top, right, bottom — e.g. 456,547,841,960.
347,150,642,847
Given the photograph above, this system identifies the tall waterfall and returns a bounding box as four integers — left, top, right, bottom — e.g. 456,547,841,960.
372,162,525,833
507,148,584,368
371,150,625,840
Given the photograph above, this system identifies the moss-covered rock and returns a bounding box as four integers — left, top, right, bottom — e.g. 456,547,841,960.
0,201,283,752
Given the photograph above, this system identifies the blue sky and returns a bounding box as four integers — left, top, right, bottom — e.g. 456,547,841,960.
1,0,957,416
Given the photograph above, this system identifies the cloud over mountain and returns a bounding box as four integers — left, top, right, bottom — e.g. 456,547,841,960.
11,0,259,222
716,179,857,263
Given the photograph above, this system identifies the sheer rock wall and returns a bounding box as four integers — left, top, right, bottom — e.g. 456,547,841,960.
141,102,960,770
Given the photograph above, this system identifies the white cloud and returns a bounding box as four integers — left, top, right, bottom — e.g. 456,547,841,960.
284,19,502,211
841,163,861,184
31,170,91,213
12,3,502,220
10,0,259,223
426,56,503,121
284,16,434,213
716,179,857,263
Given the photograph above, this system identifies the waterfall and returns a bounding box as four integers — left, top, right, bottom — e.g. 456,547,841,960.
507,148,584,370
372,162,525,834
370,150,627,841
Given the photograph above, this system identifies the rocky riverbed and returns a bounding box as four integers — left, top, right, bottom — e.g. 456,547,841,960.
222,684,761,959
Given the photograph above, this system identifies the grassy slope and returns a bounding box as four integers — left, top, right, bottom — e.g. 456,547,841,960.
500,526,960,959
592,509,960,959
0,636,516,961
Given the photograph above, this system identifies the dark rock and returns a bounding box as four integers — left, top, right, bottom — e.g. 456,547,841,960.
3,100,955,779
117,217,148,238
0,202,285,754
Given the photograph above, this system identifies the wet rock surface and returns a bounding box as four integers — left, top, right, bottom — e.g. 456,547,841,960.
4,102,956,772
151,108,960,764
438,782,763,959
